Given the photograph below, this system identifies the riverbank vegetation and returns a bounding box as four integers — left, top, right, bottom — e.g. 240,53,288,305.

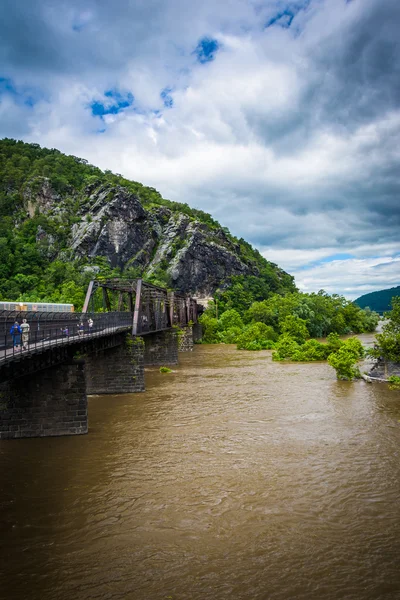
368,298,400,363
199,290,380,379
200,290,378,347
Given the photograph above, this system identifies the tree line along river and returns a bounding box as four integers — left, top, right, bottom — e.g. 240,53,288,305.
1,336,400,600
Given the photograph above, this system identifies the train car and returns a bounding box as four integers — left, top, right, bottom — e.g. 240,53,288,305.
0,302,74,312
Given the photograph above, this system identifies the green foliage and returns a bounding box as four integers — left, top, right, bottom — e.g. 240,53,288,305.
370,297,400,363
272,334,300,361
291,339,330,362
218,326,243,344
241,291,378,339
388,376,400,391
280,314,309,343
271,331,361,364
218,309,243,331
159,366,172,373
199,313,219,343
236,322,277,350
327,337,364,380
326,332,344,353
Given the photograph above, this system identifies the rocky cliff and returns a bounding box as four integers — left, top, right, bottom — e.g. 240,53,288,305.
27,178,290,297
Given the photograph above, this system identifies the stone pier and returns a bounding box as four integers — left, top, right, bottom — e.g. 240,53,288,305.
85,335,145,395
0,359,87,440
144,330,178,365
178,325,194,352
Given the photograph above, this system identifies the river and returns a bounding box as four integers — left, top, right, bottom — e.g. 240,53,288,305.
1,340,400,600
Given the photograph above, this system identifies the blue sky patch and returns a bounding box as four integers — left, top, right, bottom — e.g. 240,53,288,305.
318,253,355,263
265,1,310,29
90,89,134,117
160,88,173,108
266,9,295,28
0,76,38,107
194,37,220,63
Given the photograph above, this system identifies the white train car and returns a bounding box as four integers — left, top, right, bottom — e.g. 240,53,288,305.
0,302,74,312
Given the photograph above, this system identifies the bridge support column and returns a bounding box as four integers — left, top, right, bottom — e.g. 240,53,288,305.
144,330,178,365
85,335,145,395
178,325,194,352
0,359,87,440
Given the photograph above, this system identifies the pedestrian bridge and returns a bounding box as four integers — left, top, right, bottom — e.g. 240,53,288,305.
0,279,201,440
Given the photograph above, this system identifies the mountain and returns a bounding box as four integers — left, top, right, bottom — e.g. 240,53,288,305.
0,138,296,309
355,286,400,314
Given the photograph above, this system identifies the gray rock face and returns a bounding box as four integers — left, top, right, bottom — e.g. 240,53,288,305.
23,177,61,216
60,183,282,296
71,186,157,269
145,213,252,296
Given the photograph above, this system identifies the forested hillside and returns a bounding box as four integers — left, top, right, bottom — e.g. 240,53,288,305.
355,286,400,314
0,138,295,308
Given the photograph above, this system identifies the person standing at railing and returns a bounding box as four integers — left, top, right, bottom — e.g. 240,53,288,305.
20,318,30,350
78,322,84,337
87,318,93,333
10,321,21,349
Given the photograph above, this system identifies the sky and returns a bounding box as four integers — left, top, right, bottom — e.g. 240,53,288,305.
0,0,399,299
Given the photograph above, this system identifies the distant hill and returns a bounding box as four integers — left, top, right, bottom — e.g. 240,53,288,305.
355,286,400,314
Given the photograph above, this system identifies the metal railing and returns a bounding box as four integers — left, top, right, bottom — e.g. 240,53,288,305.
0,311,132,363
0,282,199,366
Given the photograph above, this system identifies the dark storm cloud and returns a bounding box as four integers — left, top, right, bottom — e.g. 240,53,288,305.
309,1,400,129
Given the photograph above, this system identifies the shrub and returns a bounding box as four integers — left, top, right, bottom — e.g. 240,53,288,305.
327,338,364,380
388,376,400,391
218,326,243,344
272,334,300,361
236,322,277,350
293,339,330,361
218,309,244,331
159,366,172,373
326,332,343,353
199,313,219,343
279,314,309,343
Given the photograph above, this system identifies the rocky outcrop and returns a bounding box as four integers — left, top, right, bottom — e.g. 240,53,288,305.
23,177,62,217
368,359,400,380
20,179,293,297
68,184,265,296
71,186,157,269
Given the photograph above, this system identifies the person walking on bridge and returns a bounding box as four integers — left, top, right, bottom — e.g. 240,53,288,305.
20,318,30,350
10,321,21,349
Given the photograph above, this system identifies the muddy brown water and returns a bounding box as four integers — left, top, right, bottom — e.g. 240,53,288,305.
1,340,400,600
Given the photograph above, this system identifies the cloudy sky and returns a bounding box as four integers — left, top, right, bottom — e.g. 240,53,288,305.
1,0,399,299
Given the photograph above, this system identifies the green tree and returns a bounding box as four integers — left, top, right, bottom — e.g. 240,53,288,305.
280,314,309,343
327,338,364,380
371,297,400,362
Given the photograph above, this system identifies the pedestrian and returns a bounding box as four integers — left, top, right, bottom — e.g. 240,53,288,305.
10,321,21,349
87,318,93,333
78,322,84,337
20,318,30,350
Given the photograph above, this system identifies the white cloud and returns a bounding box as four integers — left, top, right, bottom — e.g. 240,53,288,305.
1,0,400,298
295,256,400,299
